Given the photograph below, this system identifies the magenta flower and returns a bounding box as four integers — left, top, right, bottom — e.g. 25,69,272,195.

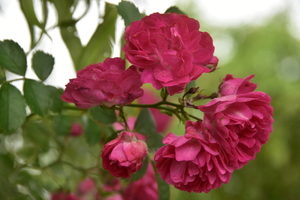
123,163,158,200
61,57,144,109
199,75,274,168
154,120,233,193
101,131,148,178
123,12,218,95
219,74,258,96
69,123,83,137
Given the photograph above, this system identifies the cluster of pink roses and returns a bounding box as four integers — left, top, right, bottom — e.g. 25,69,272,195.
61,11,273,196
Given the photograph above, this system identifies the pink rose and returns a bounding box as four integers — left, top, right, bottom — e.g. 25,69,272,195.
138,89,173,133
154,120,233,193
69,123,83,137
101,131,148,178
123,163,158,200
199,75,274,168
61,57,144,108
123,12,218,95
219,74,257,96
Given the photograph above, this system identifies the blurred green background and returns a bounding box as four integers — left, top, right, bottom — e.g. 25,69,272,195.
0,0,300,199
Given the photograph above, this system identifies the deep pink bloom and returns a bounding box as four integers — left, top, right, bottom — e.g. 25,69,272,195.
199,75,274,168
51,192,80,200
61,57,144,108
219,74,257,96
69,123,83,137
101,131,148,178
123,163,158,200
77,178,96,195
154,120,233,193
138,89,173,133
123,12,218,95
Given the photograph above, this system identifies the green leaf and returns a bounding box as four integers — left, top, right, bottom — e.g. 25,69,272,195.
146,133,164,152
51,0,83,70
89,106,116,124
117,1,142,26
134,108,156,136
23,120,51,152
23,79,51,116
0,67,6,84
165,6,186,15
0,40,27,76
77,3,118,70
0,83,26,132
84,118,102,145
130,156,148,182
32,51,54,81
153,161,170,200
53,114,72,136
47,86,64,113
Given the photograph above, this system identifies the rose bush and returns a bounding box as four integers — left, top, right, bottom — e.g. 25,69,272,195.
154,120,233,193
123,12,218,95
101,131,148,178
199,75,274,168
61,57,144,108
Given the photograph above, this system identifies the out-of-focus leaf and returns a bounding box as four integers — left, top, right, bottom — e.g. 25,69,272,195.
84,118,102,145
0,176,24,199
146,133,164,152
32,51,54,81
0,67,6,84
23,79,51,116
0,40,27,76
19,0,49,51
89,106,117,124
77,3,118,70
0,83,26,132
134,109,162,151
47,86,64,113
23,120,51,152
165,6,186,15
130,156,148,182
0,154,14,175
51,0,83,70
134,108,156,136
53,114,72,136
117,1,142,26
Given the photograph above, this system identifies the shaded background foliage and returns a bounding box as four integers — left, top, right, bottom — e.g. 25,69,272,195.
0,0,299,199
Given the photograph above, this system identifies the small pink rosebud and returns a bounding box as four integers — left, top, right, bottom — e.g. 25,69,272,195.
101,131,148,178
69,123,83,137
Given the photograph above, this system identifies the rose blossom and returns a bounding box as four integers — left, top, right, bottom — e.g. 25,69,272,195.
61,57,144,109
154,120,233,193
199,74,274,168
101,131,148,178
123,162,158,200
123,12,218,95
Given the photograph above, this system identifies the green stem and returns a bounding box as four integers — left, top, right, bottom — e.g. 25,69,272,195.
4,77,26,83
